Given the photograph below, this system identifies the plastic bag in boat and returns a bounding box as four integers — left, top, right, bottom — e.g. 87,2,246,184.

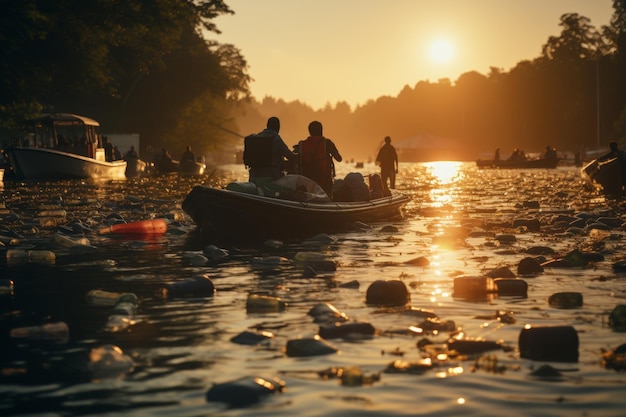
257,174,331,202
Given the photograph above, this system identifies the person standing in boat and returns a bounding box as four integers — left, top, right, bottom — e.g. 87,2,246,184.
125,146,138,160
544,145,557,161
298,120,343,198
103,136,114,162
113,146,122,161
243,116,294,181
375,136,398,194
507,148,520,161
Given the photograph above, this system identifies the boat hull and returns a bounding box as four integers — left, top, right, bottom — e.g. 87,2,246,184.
182,185,410,240
179,160,206,175
8,147,127,180
154,159,206,175
125,157,147,178
476,158,559,169
581,157,622,195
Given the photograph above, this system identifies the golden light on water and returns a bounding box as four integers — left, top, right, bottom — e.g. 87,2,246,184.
435,366,464,378
423,161,463,208
424,161,463,184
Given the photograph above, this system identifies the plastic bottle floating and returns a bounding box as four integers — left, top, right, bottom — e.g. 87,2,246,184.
98,219,168,236
6,249,56,266
87,344,135,380
52,232,91,249
10,321,69,343
87,289,137,307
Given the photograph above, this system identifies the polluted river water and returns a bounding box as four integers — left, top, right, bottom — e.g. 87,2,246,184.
0,161,625,417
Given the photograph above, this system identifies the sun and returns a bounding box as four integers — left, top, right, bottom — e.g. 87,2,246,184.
428,39,455,63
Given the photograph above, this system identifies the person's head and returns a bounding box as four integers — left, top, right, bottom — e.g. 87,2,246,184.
610,141,619,152
308,121,323,136
384,136,391,144
267,117,280,133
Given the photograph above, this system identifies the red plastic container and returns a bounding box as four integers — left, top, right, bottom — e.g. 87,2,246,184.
98,219,168,235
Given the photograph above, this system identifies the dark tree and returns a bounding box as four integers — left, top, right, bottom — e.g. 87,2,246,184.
0,0,250,155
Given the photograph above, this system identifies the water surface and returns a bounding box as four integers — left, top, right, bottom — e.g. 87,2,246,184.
1,161,625,417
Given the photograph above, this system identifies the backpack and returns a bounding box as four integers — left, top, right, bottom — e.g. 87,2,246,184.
243,133,274,168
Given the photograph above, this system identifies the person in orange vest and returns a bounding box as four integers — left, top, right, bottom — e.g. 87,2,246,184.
297,121,342,198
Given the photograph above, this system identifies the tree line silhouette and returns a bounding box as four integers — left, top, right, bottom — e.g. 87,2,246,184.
1,1,625,163
233,6,626,162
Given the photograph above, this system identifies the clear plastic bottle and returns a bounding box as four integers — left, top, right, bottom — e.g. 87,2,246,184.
294,251,329,268
246,294,287,313
28,250,56,265
6,249,56,266
10,321,69,343
86,289,125,306
39,209,67,218
6,249,29,266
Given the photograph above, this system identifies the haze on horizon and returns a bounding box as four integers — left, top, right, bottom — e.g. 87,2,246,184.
214,0,614,110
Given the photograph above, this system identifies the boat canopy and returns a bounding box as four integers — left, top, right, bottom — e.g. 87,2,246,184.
26,113,100,127
18,113,101,149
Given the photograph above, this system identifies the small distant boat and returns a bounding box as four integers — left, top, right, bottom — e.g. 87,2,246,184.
581,157,622,195
6,113,126,180
182,174,409,240
179,159,206,175
152,156,206,175
475,158,560,169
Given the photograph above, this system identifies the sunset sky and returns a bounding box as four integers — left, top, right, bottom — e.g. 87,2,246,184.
213,0,615,110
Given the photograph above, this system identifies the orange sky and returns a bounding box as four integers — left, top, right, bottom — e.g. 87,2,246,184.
213,0,614,110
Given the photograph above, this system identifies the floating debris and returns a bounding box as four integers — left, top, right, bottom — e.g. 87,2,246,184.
518,325,579,362
87,344,135,380
366,279,410,306
548,292,583,309
230,330,275,346
206,376,285,408
246,294,287,313
602,343,626,371
285,335,337,357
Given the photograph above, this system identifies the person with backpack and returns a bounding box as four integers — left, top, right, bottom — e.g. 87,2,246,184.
243,116,294,181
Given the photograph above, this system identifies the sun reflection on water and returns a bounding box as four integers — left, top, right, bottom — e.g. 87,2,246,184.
423,161,463,207
424,161,463,184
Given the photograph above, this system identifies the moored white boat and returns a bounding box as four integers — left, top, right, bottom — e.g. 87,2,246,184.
7,113,127,180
